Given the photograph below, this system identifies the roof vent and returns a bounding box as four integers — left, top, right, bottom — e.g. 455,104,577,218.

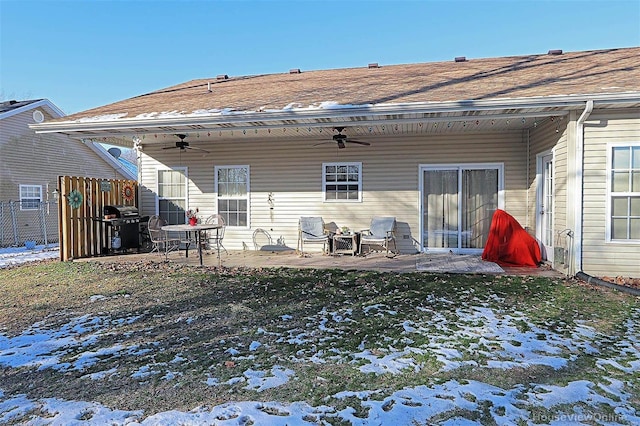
289,68,302,74
368,63,379,69
32,109,45,123
454,56,467,62
548,49,563,55
216,74,229,80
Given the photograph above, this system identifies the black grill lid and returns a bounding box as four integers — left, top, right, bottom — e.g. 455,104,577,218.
104,205,139,218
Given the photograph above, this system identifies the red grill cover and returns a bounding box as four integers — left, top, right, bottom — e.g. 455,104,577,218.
482,209,541,267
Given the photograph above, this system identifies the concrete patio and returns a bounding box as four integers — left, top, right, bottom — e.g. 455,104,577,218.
85,248,563,277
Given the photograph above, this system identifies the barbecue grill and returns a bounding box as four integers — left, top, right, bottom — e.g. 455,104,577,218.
102,205,141,252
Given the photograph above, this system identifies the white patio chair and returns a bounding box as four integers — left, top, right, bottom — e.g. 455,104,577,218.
359,216,397,257
148,215,181,260
297,216,330,255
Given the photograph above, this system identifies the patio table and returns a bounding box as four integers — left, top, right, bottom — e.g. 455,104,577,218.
161,223,221,266
332,232,360,256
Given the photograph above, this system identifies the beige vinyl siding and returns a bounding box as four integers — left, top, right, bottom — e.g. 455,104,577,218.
527,117,570,265
553,132,569,241
582,110,640,277
1,108,129,201
140,131,529,252
1,107,130,243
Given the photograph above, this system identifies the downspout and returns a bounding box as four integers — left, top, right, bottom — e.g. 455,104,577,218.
574,100,593,275
576,271,640,296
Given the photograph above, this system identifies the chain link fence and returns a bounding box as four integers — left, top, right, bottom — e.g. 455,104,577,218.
0,201,59,248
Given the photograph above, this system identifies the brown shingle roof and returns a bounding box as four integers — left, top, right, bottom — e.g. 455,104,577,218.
60,47,640,123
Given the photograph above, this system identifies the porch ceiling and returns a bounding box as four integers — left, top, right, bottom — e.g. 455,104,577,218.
34,96,640,149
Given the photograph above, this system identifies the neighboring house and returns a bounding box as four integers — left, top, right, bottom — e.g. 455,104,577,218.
102,144,139,179
31,47,640,278
0,99,136,246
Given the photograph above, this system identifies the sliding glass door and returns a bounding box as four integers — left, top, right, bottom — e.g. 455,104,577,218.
421,164,502,252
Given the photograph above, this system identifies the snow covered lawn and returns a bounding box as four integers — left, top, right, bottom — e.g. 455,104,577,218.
0,261,638,425
0,244,59,269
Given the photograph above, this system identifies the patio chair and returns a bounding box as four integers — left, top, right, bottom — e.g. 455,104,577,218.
204,214,228,256
148,215,181,260
297,216,330,255
359,216,397,257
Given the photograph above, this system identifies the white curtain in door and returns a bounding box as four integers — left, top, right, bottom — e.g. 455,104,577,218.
461,169,498,248
423,170,459,248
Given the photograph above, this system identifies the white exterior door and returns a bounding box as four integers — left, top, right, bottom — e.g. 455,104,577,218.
537,153,554,261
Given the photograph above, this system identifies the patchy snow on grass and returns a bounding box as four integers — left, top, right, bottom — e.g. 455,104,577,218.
0,244,59,269
82,367,118,380
0,314,141,371
243,366,295,392
1,292,638,424
351,348,421,375
9,376,634,425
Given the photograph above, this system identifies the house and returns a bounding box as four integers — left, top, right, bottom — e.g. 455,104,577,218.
31,47,640,278
0,99,136,246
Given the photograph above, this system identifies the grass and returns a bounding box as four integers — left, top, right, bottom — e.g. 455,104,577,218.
0,259,638,424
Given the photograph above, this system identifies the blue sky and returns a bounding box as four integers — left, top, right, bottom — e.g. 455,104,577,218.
1,0,639,115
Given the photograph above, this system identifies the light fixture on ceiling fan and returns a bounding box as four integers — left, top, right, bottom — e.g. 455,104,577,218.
313,127,371,149
162,134,210,153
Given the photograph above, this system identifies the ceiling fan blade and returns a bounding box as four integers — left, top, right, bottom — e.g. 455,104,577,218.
187,146,210,154
313,141,332,147
346,140,371,146
162,146,176,150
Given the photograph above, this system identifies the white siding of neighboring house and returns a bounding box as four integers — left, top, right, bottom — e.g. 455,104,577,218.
581,110,640,278
139,131,530,253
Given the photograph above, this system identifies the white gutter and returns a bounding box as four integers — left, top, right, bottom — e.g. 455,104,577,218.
83,139,137,181
30,92,640,136
573,100,594,274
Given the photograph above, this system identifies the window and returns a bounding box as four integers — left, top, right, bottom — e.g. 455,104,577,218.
609,144,640,241
216,165,249,227
20,185,42,210
323,162,362,202
157,168,187,225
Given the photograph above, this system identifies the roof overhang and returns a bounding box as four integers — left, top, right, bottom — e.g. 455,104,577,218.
31,93,640,147
1,99,65,120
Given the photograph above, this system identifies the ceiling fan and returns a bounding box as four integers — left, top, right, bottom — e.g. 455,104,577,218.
162,134,210,153
314,127,371,149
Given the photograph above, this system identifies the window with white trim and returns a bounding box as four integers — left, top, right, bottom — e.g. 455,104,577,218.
19,185,42,210
216,165,249,227
323,162,362,202
609,144,640,241
157,168,187,225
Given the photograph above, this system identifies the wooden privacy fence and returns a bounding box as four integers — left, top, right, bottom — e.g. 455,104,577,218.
58,176,138,261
